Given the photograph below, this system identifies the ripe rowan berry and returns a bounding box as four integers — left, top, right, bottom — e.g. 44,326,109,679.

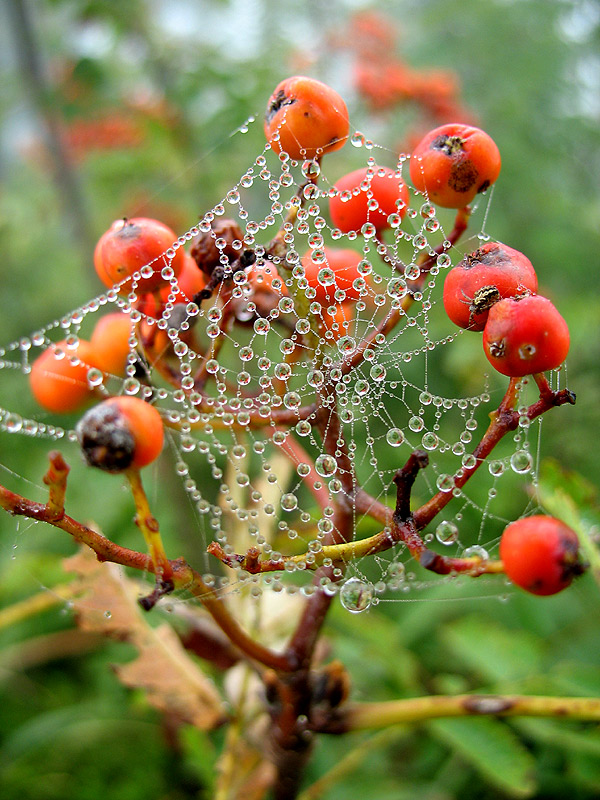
264,76,349,161
409,123,501,208
94,217,185,293
301,248,363,306
29,339,97,413
499,515,584,596
482,294,570,377
329,166,410,233
90,312,134,377
77,396,164,472
443,242,538,331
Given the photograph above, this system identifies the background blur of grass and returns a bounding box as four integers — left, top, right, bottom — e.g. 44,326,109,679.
0,1,599,798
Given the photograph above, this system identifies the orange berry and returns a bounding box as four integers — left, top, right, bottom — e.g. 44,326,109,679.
94,217,185,294
302,247,364,306
329,166,409,233
29,339,97,413
409,123,501,208
264,76,349,161
90,312,134,376
76,396,164,472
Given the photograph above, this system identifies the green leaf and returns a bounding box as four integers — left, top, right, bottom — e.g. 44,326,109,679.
428,717,536,797
440,614,544,685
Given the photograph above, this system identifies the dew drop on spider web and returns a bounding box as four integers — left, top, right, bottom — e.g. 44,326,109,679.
408,416,424,433
435,473,454,493
435,520,459,545
386,428,405,447
86,368,104,388
339,576,373,613
315,454,337,477
488,459,505,476
281,493,298,512
463,545,489,561
510,450,533,474
422,432,439,451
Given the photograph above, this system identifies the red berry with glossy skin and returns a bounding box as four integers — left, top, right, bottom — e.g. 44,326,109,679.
443,242,538,331
264,76,349,161
77,396,164,472
482,294,570,377
29,339,97,413
409,123,501,208
302,247,363,306
329,166,409,233
94,217,185,293
499,516,584,596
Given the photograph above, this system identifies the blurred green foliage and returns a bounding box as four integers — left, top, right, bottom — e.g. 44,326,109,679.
0,0,599,797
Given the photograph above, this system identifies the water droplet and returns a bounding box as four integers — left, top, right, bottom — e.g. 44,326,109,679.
254,318,270,335
436,473,454,492
408,416,424,432
281,492,298,512
315,454,337,477
463,545,489,561
488,459,505,476
386,428,405,447
422,432,439,451
87,367,104,387
510,450,533,474
339,576,373,613
436,520,459,545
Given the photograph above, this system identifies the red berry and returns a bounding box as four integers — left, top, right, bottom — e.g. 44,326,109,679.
443,242,538,331
301,248,364,306
77,396,164,472
329,166,409,233
409,123,501,208
264,76,349,161
94,217,185,294
499,515,584,596
29,339,97,413
482,294,570,377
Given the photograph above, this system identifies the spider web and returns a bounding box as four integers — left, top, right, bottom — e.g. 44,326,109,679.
0,120,557,613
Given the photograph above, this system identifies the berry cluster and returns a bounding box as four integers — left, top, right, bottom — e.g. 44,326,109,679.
26,75,582,599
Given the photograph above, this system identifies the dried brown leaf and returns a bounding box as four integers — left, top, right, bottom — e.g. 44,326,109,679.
64,547,225,730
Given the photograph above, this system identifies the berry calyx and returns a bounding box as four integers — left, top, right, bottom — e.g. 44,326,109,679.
409,123,501,208
29,339,97,413
499,515,584,596
443,242,538,331
301,247,364,307
94,217,185,293
264,76,349,161
482,294,570,377
329,166,409,233
77,396,164,472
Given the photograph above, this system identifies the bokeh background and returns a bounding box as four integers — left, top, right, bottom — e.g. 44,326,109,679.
1,1,599,798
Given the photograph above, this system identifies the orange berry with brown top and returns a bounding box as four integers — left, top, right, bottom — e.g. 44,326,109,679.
264,76,349,161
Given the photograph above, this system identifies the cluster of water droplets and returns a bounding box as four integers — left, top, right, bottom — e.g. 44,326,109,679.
0,130,543,613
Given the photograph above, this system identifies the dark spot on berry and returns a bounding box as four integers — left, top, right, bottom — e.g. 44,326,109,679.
77,403,135,472
265,89,295,124
448,160,479,193
478,179,491,194
431,134,465,156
